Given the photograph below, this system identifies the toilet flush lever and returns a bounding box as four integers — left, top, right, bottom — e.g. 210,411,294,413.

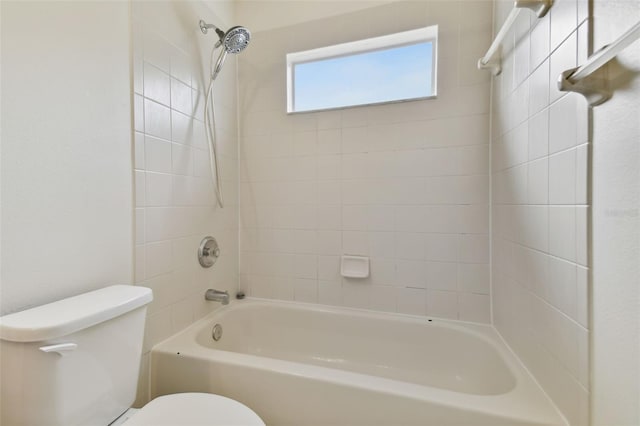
39,343,78,357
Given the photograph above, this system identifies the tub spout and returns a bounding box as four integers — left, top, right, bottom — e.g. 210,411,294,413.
205,289,229,305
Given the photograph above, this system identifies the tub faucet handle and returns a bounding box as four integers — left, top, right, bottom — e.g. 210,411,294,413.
205,289,230,305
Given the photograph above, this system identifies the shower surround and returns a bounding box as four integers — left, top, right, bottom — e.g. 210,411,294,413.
238,1,494,322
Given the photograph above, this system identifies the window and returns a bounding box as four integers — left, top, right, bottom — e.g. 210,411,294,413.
286,26,438,113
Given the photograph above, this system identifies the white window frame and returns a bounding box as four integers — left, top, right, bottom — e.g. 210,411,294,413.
286,25,438,113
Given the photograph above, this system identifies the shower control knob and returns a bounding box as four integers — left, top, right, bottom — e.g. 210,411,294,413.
198,236,220,268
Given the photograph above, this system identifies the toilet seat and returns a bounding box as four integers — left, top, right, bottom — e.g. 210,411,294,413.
122,393,265,426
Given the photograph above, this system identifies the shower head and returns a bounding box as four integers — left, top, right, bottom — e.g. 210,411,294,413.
200,20,251,80
221,26,251,54
199,20,251,54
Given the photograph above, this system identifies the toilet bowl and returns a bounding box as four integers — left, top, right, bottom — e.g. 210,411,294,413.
113,393,264,426
0,285,265,426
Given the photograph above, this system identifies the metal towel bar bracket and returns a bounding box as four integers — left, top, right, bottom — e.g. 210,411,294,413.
558,21,640,106
557,66,612,107
477,0,553,75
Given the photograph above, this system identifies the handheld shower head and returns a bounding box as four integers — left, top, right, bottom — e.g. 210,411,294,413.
208,25,251,80
221,26,251,54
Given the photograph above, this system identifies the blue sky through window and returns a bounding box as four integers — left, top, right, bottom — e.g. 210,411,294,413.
293,42,433,112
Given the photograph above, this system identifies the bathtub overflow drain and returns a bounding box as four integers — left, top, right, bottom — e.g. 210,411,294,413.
212,324,223,341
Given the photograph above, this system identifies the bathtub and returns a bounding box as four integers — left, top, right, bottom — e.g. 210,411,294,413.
150,299,565,425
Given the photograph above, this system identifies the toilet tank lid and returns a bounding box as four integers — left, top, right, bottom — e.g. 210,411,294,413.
0,285,153,342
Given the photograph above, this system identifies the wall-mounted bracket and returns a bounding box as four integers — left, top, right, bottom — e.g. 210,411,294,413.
558,67,612,107
515,0,553,18
477,58,502,76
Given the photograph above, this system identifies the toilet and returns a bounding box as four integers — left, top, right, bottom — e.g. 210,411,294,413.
0,285,265,426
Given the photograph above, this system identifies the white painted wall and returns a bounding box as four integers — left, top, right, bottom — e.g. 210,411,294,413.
237,1,494,321
235,0,402,33
0,1,132,315
591,0,640,424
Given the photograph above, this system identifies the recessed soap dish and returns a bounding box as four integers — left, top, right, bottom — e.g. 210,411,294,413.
340,255,370,278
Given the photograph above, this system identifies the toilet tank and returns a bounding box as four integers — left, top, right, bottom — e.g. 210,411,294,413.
0,285,153,426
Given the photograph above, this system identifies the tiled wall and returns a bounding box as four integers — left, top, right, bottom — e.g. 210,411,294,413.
238,1,493,322
131,0,238,405
490,0,590,423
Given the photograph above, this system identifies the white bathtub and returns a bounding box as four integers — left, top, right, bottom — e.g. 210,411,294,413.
150,299,565,425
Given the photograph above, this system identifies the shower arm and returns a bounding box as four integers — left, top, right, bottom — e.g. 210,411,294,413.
199,20,225,47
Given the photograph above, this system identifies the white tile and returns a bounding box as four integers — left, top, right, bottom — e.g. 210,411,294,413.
547,256,577,317
135,245,145,283
528,109,549,160
370,258,396,285
318,155,341,180
145,207,174,242
425,233,458,262
317,129,341,154
423,205,459,233
426,262,457,291
342,281,371,310
135,209,145,245
172,143,194,176
530,18,550,71
318,181,341,204
294,278,318,303
342,153,368,179
549,95,579,154
458,263,490,294
169,46,191,86
576,206,588,266
458,235,489,263
318,280,342,306
144,63,171,106
342,231,369,255
397,287,426,316
171,78,193,116
549,32,577,103
318,256,340,281
458,293,490,323
342,205,369,231
528,157,549,205
575,143,588,204
146,172,172,207
317,231,342,255
395,232,425,260
145,136,172,173
134,94,144,132
369,232,396,259
550,0,578,53
371,285,397,313
529,60,550,115
135,170,146,208
549,206,576,262
144,99,172,141
145,240,172,278
293,131,317,156
576,266,589,328
427,290,458,320
395,206,428,233
396,260,427,288
317,205,341,230
317,111,342,130
142,29,171,73
367,205,395,232
549,148,577,204
293,255,317,279
135,132,145,170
